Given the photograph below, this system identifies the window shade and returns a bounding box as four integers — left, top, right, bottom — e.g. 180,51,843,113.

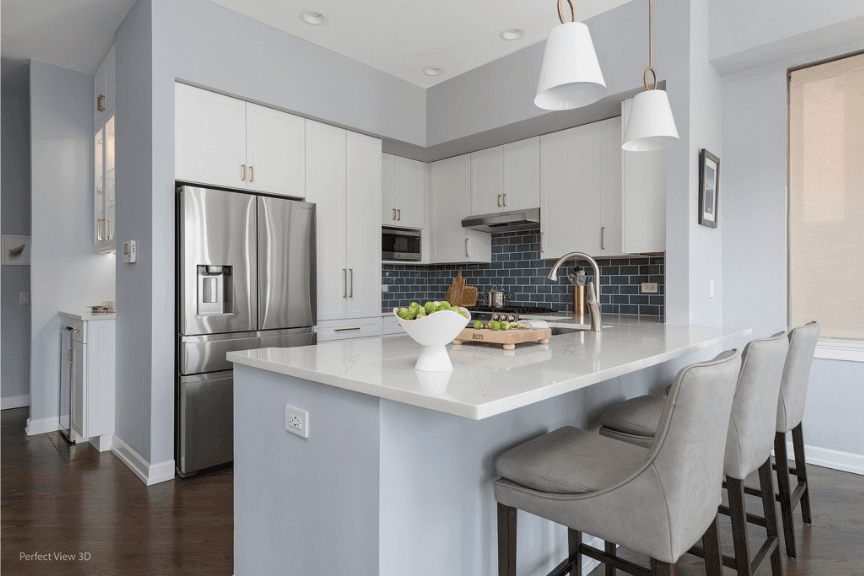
789,54,864,340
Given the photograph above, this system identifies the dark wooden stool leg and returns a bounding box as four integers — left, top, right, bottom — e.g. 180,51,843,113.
792,423,812,524
605,541,616,576
498,503,517,576
701,514,724,576
569,529,583,576
727,476,753,576
650,558,673,576
758,457,785,576
774,431,797,558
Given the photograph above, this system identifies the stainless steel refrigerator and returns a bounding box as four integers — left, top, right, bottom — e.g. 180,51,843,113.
176,185,316,476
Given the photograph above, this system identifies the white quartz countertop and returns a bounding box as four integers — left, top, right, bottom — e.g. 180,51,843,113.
59,310,116,321
228,321,750,420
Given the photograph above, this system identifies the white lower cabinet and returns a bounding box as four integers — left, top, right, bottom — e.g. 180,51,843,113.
431,154,491,264
383,315,405,336
61,315,115,451
316,317,383,342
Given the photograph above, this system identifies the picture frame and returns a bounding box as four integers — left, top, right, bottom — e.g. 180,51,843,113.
2,235,31,266
699,149,720,228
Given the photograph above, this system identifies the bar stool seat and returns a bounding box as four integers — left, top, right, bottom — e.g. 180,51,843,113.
598,395,665,449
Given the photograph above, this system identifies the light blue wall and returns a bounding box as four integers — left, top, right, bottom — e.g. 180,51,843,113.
1,61,32,407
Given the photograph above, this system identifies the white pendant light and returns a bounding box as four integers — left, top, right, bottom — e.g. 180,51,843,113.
622,0,679,151
535,0,607,111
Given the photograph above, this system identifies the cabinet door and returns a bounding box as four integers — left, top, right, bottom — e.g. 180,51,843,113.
470,146,504,215
382,154,397,224
71,340,87,439
94,125,106,250
540,124,600,259
621,98,666,254
393,157,425,229
104,115,116,248
598,117,623,256
93,58,106,125
346,132,383,319
246,103,305,197
104,45,116,114
503,137,540,211
431,155,491,263
175,84,247,190
305,120,347,322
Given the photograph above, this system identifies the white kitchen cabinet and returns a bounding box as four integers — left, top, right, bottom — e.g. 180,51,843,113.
470,146,504,215
540,123,600,259
245,102,305,197
431,154,491,263
598,117,623,256
94,115,116,253
382,154,425,229
93,44,115,125
621,99,666,253
306,121,382,325
175,84,306,197
316,317,383,342
503,137,541,211
383,315,406,336
61,314,115,451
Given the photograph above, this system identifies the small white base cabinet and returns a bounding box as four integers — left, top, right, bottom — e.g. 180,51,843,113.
59,313,115,451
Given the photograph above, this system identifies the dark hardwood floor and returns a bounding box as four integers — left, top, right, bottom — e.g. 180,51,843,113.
587,457,864,575
1,407,233,575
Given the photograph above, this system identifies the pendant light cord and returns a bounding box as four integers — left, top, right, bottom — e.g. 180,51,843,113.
644,0,658,90
557,0,577,24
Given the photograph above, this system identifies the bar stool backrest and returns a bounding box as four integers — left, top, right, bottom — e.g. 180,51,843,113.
724,332,789,480
777,322,820,434
646,349,742,561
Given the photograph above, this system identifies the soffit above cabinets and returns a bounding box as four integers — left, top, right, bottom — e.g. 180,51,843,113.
209,0,632,88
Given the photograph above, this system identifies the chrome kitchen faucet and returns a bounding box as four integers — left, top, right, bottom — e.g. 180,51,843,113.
547,252,602,332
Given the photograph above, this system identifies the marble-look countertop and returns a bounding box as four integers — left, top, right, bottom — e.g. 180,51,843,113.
59,310,116,321
228,321,750,420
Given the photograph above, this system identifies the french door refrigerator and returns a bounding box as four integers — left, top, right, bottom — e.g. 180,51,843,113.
176,185,316,476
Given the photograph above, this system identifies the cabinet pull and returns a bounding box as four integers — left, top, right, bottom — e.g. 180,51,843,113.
397,209,401,221
249,166,255,183
392,208,397,221
349,269,354,298
497,195,501,208
241,164,247,181
503,194,507,207
68,347,74,363
97,218,104,242
97,94,106,112
334,327,361,332
601,227,605,250
540,232,545,253
108,219,114,241
343,269,348,298
465,238,470,258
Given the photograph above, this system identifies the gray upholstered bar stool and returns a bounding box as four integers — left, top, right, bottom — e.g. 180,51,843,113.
494,350,741,576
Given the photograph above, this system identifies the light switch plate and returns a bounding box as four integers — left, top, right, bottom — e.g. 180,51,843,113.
19,292,30,304
122,240,137,264
641,283,658,294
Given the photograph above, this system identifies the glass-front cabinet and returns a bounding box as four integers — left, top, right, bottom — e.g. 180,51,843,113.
94,115,116,253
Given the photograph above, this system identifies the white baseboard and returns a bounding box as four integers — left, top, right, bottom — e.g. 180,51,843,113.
2,394,31,410
110,435,176,486
25,416,60,436
788,442,864,476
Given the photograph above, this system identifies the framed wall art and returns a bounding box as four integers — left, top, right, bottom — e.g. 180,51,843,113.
2,235,31,266
699,149,720,228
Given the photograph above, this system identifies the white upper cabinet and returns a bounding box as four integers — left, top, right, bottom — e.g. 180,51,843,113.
94,45,117,254
470,146,504,215
431,154,491,264
245,103,305,198
540,123,600,259
175,84,247,189
346,132,383,319
175,84,306,197
621,98,666,254
503,137,541,211
382,154,426,229
94,44,115,125
598,117,623,256
305,121,348,322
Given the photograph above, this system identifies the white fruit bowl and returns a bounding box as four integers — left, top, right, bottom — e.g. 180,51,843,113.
395,307,471,372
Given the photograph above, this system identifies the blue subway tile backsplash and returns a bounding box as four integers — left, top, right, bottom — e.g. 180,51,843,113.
382,226,664,316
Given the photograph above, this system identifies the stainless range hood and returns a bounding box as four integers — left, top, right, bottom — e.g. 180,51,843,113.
461,207,540,233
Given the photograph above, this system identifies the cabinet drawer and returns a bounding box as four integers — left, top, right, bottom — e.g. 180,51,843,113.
316,317,383,342
383,316,405,336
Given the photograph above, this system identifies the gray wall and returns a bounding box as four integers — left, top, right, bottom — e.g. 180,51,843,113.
28,60,116,425
720,38,864,458
1,60,31,407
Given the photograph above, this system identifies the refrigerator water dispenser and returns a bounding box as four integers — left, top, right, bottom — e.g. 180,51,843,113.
197,265,233,315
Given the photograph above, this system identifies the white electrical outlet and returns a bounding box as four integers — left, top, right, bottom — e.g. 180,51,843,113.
285,405,309,439
382,285,389,293
640,283,658,294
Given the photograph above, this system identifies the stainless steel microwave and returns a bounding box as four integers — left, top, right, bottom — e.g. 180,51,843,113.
382,227,421,261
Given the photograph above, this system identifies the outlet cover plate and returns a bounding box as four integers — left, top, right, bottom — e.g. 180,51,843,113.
285,405,309,439
641,283,659,294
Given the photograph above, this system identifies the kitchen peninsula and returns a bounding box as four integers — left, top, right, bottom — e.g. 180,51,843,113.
228,320,750,576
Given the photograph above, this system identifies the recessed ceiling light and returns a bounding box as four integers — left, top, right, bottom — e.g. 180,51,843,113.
422,65,445,77
300,9,327,25
500,28,525,41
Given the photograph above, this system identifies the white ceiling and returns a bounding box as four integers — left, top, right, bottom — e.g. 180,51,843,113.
209,0,632,88
1,0,136,76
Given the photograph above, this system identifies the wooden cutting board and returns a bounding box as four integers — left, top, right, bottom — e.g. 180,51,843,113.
452,328,552,351
446,269,478,307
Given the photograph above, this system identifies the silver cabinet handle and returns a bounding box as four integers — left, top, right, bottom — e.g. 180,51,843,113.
349,269,354,298
497,195,501,207
343,269,348,298
334,327,361,332
241,164,247,181
97,94,106,112
249,165,254,183
397,209,401,221
68,347,74,363
465,238,470,258
392,208,396,221
540,231,545,253
108,219,114,241
503,194,507,206
97,218,104,242
601,227,606,250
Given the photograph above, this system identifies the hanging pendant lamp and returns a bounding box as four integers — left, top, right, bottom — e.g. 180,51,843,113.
535,0,607,111
622,0,679,151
